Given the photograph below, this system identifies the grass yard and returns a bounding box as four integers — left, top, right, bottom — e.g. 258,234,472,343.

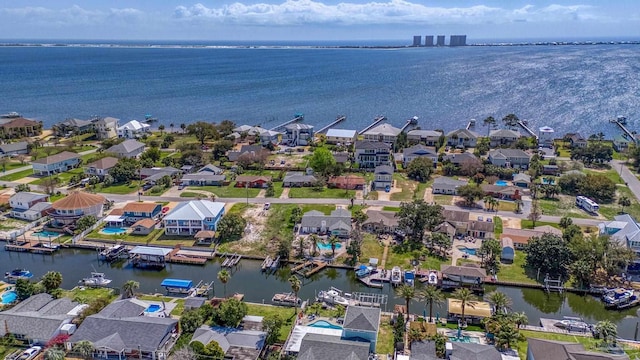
385,246,449,269
30,168,85,186
599,186,640,220
288,187,356,199
390,173,428,201
0,168,33,181
433,195,453,206
1,161,29,171
246,303,296,342
227,203,256,216
376,316,394,355
188,184,260,198
64,287,116,303
537,196,592,219
516,330,640,359
86,228,164,245
496,201,517,212
584,168,624,184
496,250,539,285
359,234,386,262
520,220,560,229
493,216,503,236
268,182,285,198
382,206,400,212
95,181,141,195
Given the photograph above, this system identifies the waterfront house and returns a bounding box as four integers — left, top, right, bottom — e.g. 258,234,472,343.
526,338,630,360
600,214,640,269
446,129,479,148
0,117,42,138
373,165,393,190
501,237,515,262
362,123,402,144
407,129,443,146
235,175,271,188
283,123,314,146
447,298,492,324
613,135,631,152
117,119,151,138
441,210,470,235
69,298,178,360
354,140,392,168
362,210,398,234
0,141,28,157
283,171,317,187
0,293,80,346
403,144,438,168
232,125,280,145
327,175,365,190
500,226,563,250
163,200,225,236
9,192,51,221
131,218,156,235
466,219,494,239
481,184,522,200
448,342,502,360
32,151,81,176
123,202,162,224
297,333,370,360
84,157,119,179
489,128,522,147
49,191,106,227
442,152,478,166
300,208,352,237
107,139,145,158
512,173,531,188
440,265,486,290
53,117,94,137
180,172,226,187
488,148,531,169
565,132,587,148
191,319,267,360
325,129,357,144
342,305,380,352
432,177,468,195
93,116,119,139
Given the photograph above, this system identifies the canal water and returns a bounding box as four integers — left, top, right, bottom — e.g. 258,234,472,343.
2,247,639,339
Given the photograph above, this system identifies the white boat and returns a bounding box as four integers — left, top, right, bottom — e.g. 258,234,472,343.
404,270,415,287
0,112,20,118
272,292,302,307
391,267,402,286
427,271,438,285
554,317,590,332
603,288,634,307
79,272,112,287
317,288,349,306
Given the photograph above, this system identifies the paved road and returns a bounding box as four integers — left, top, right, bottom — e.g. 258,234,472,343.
613,159,640,203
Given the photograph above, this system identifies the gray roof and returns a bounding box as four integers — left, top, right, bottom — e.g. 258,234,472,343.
86,157,119,170
527,338,630,360
403,144,437,157
443,209,469,223
10,191,48,204
301,208,351,229
442,152,477,164
285,123,314,130
601,214,640,247
297,333,370,360
107,139,145,155
410,341,438,360
433,177,468,187
191,326,266,353
489,148,530,159
343,305,380,332
0,141,28,153
363,123,401,137
467,220,494,233
513,173,531,183
446,128,479,139
449,343,502,360
181,173,226,182
59,118,93,128
140,166,181,178
184,297,207,309
441,265,486,278
363,210,399,228
27,201,52,212
199,164,223,174
284,172,317,184
32,151,80,165
374,165,394,175
407,129,443,138
163,200,225,222
489,129,521,138
69,298,177,353
354,140,391,151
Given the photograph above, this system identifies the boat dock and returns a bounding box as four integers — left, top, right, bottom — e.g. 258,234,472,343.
520,318,592,336
316,115,346,134
400,116,419,132
357,269,391,289
358,115,386,135
166,245,208,265
517,120,538,139
261,256,273,271
98,244,128,262
221,253,242,268
466,119,476,130
292,260,327,277
4,240,58,255
611,116,638,144
269,113,304,131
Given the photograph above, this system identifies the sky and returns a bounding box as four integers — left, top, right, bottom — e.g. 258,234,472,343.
0,0,639,42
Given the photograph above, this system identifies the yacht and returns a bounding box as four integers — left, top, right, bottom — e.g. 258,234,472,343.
427,271,438,285
317,288,350,306
0,112,21,118
272,292,302,307
603,288,634,307
390,267,402,286
79,272,112,287
4,269,33,283
554,317,590,332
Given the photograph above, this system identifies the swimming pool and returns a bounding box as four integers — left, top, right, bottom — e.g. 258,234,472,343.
495,180,508,186
145,304,161,313
32,231,60,238
1,291,17,305
449,335,481,344
100,227,126,235
317,242,343,251
309,320,343,329
456,246,476,256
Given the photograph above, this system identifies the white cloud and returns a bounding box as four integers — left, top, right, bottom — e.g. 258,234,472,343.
0,5,144,27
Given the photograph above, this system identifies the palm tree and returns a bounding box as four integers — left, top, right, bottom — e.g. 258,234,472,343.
489,198,499,212
514,199,523,214
122,280,139,299
483,196,492,211
487,291,512,315
483,116,496,137
43,348,66,360
595,320,618,345
619,196,631,214
169,123,175,133
502,113,519,129
180,123,186,133
559,216,573,229
511,312,528,328
420,285,444,323
395,284,416,318
308,234,320,256
158,124,165,135
288,275,302,316
495,322,521,350
327,235,341,258
217,269,231,297
452,288,477,326
73,340,95,359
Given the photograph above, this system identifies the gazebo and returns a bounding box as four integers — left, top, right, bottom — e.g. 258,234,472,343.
194,230,216,244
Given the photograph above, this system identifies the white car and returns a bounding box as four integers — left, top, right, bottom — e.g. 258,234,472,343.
263,203,271,210
19,346,42,360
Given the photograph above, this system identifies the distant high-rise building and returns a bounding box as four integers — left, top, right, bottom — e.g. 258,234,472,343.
412,36,422,46
450,35,467,47
425,36,434,47
436,35,446,46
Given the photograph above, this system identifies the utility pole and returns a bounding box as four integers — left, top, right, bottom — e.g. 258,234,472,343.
138,167,142,202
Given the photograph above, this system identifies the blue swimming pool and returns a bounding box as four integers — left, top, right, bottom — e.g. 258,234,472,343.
457,246,477,256
317,242,343,251
309,320,343,329
1,291,17,305
145,304,161,313
101,227,126,235
33,231,60,238
495,180,508,186
449,335,481,344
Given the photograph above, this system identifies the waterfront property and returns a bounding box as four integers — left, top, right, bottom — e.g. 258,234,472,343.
432,177,468,195
283,123,314,146
354,140,392,168
300,208,352,237
342,305,381,352
446,129,479,148
162,200,225,235
362,210,398,234
232,125,281,146
501,226,563,250
0,117,42,138
122,201,162,224
32,151,81,176
325,128,357,144
402,144,438,168
107,139,146,158
49,191,106,228
600,214,640,268
84,156,119,179
297,333,370,360
9,192,50,221
526,338,630,360
362,123,401,144
128,246,172,268
0,141,28,157
227,145,270,162
94,116,119,139
406,129,443,146
53,117,94,136
440,265,486,290
565,132,587,148
131,218,157,235
447,298,492,325
488,148,531,169
191,317,267,360
117,119,151,138
489,128,522,147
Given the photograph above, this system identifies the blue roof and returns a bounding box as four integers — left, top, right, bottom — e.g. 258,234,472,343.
160,278,193,289
404,272,415,279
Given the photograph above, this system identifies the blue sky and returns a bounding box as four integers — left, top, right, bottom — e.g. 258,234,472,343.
0,1,638,41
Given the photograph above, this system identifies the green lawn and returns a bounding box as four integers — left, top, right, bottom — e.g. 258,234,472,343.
493,216,503,236
1,161,29,171
86,228,164,244
520,220,560,229
516,330,640,359
537,196,592,219
267,182,285,198
382,206,400,212
390,173,428,201
246,303,296,342
376,316,394,354
30,168,84,186
433,195,453,206
95,181,141,195
496,201,517,212
496,250,538,285
599,186,640,220
584,168,624,184
288,187,356,199
359,234,386,263
0,168,34,181
188,184,260,198
64,287,117,303
385,246,449,269
180,191,200,198
227,203,256,216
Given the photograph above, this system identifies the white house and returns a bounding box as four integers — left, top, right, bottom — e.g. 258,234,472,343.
363,123,402,144
93,116,119,140
163,200,225,236
325,129,357,145
117,120,151,139
432,177,468,195
406,129,443,146
373,165,394,190
9,192,51,221
107,139,146,158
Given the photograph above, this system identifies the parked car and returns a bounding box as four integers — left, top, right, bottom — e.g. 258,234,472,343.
263,203,271,210
178,184,186,190
19,346,42,360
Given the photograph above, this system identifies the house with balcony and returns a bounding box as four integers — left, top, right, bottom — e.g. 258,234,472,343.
407,129,443,146
123,202,162,224
163,200,225,236
0,117,42,138
107,139,145,158
32,151,81,176
0,141,28,157
489,129,522,147
300,208,352,237
373,165,393,190
9,192,51,221
49,191,106,227
53,118,94,137
117,120,151,139
325,129,357,144
488,148,531,169
362,123,402,144
354,141,391,168
403,144,438,168
84,157,119,179
93,116,119,139
283,123,314,146
600,214,640,270
446,129,479,148
432,177,468,195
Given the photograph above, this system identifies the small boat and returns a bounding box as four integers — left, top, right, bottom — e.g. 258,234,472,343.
0,112,20,118
391,267,402,286
404,270,415,287
355,265,372,278
79,272,112,287
554,317,590,332
160,279,194,294
4,269,33,283
603,288,634,306
427,271,438,285
317,288,350,306
272,292,302,307
144,114,158,123
40,243,60,250
99,244,125,261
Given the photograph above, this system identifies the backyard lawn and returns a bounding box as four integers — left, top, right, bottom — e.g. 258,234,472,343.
599,186,640,220
359,234,385,263
188,184,260,198
496,250,538,285
376,316,394,355
30,168,85,186
288,187,355,199
433,195,453,206
246,303,296,342
95,181,141,195
0,168,33,181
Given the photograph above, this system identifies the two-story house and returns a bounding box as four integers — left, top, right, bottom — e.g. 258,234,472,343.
600,214,640,269
446,129,479,148
373,165,394,190
117,120,151,139
300,208,352,237
283,123,314,146
489,129,522,147
354,141,391,168
93,116,119,140
107,139,145,158
53,118,94,137
402,144,438,168
32,151,81,176
0,117,42,138
406,129,443,146
84,157,119,179
342,306,381,353
9,192,51,221
565,132,587,148
0,141,29,157
488,148,531,169
325,129,357,145
362,123,402,144
163,200,225,236
123,202,162,225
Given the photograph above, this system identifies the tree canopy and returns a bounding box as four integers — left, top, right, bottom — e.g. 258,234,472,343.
525,233,572,279
406,157,433,182
397,199,443,243
217,213,247,242
309,147,337,177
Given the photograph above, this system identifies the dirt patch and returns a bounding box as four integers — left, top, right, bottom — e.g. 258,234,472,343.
230,205,268,252
501,217,521,229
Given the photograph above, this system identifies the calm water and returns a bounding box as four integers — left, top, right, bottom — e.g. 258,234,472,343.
1,44,639,136
2,246,638,338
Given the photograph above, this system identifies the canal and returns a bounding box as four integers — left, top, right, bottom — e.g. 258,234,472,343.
2,247,639,339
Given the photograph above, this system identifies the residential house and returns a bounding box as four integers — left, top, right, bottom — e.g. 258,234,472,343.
93,116,119,140
373,165,393,190
407,129,443,146
432,177,468,195
235,175,272,188
403,144,437,168
199,164,224,175
181,173,226,187
482,184,522,200
9,192,50,221
362,123,402,144
49,191,105,227
0,293,80,346
283,172,317,187
441,209,470,235
123,202,162,224
512,173,531,188
107,139,145,158
191,318,267,360
446,129,479,148
362,210,398,234
0,141,28,157
612,136,629,152
333,152,350,165
527,338,630,360
300,208,352,237
501,226,562,250
327,175,365,190
488,148,531,169
69,298,178,360
257,128,282,146
489,128,522,147
440,265,486,290
600,214,640,267
565,133,587,148
32,151,81,176
447,342,502,360
131,219,157,235
233,125,280,146
0,117,43,138
283,123,314,146
140,166,182,185
467,220,494,239
442,152,478,167
409,341,438,360
117,119,151,138
84,157,119,179
163,200,225,235
342,305,381,352
354,141,392,168
297,333,370,360
180,165,196,174
325,129,357,144
542,164,560,176
227,145,269,162
53,118,94,136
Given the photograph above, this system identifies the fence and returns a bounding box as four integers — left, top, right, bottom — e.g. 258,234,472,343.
71,218,105,244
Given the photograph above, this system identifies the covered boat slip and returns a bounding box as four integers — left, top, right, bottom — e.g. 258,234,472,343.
446,298,492,325
160,278,194,294
129,246,172,269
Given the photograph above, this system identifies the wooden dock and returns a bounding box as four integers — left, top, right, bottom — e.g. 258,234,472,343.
400,116,418,132
261,256,273,271
291,261,312,273
611,116,638,144
358,115,386,135
269,113,304,131
292,260,327,277
517,120,538,139
316,115,346,134
4,240,57,255
221,253,242,268
357,269,391,288
167,246,208,265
